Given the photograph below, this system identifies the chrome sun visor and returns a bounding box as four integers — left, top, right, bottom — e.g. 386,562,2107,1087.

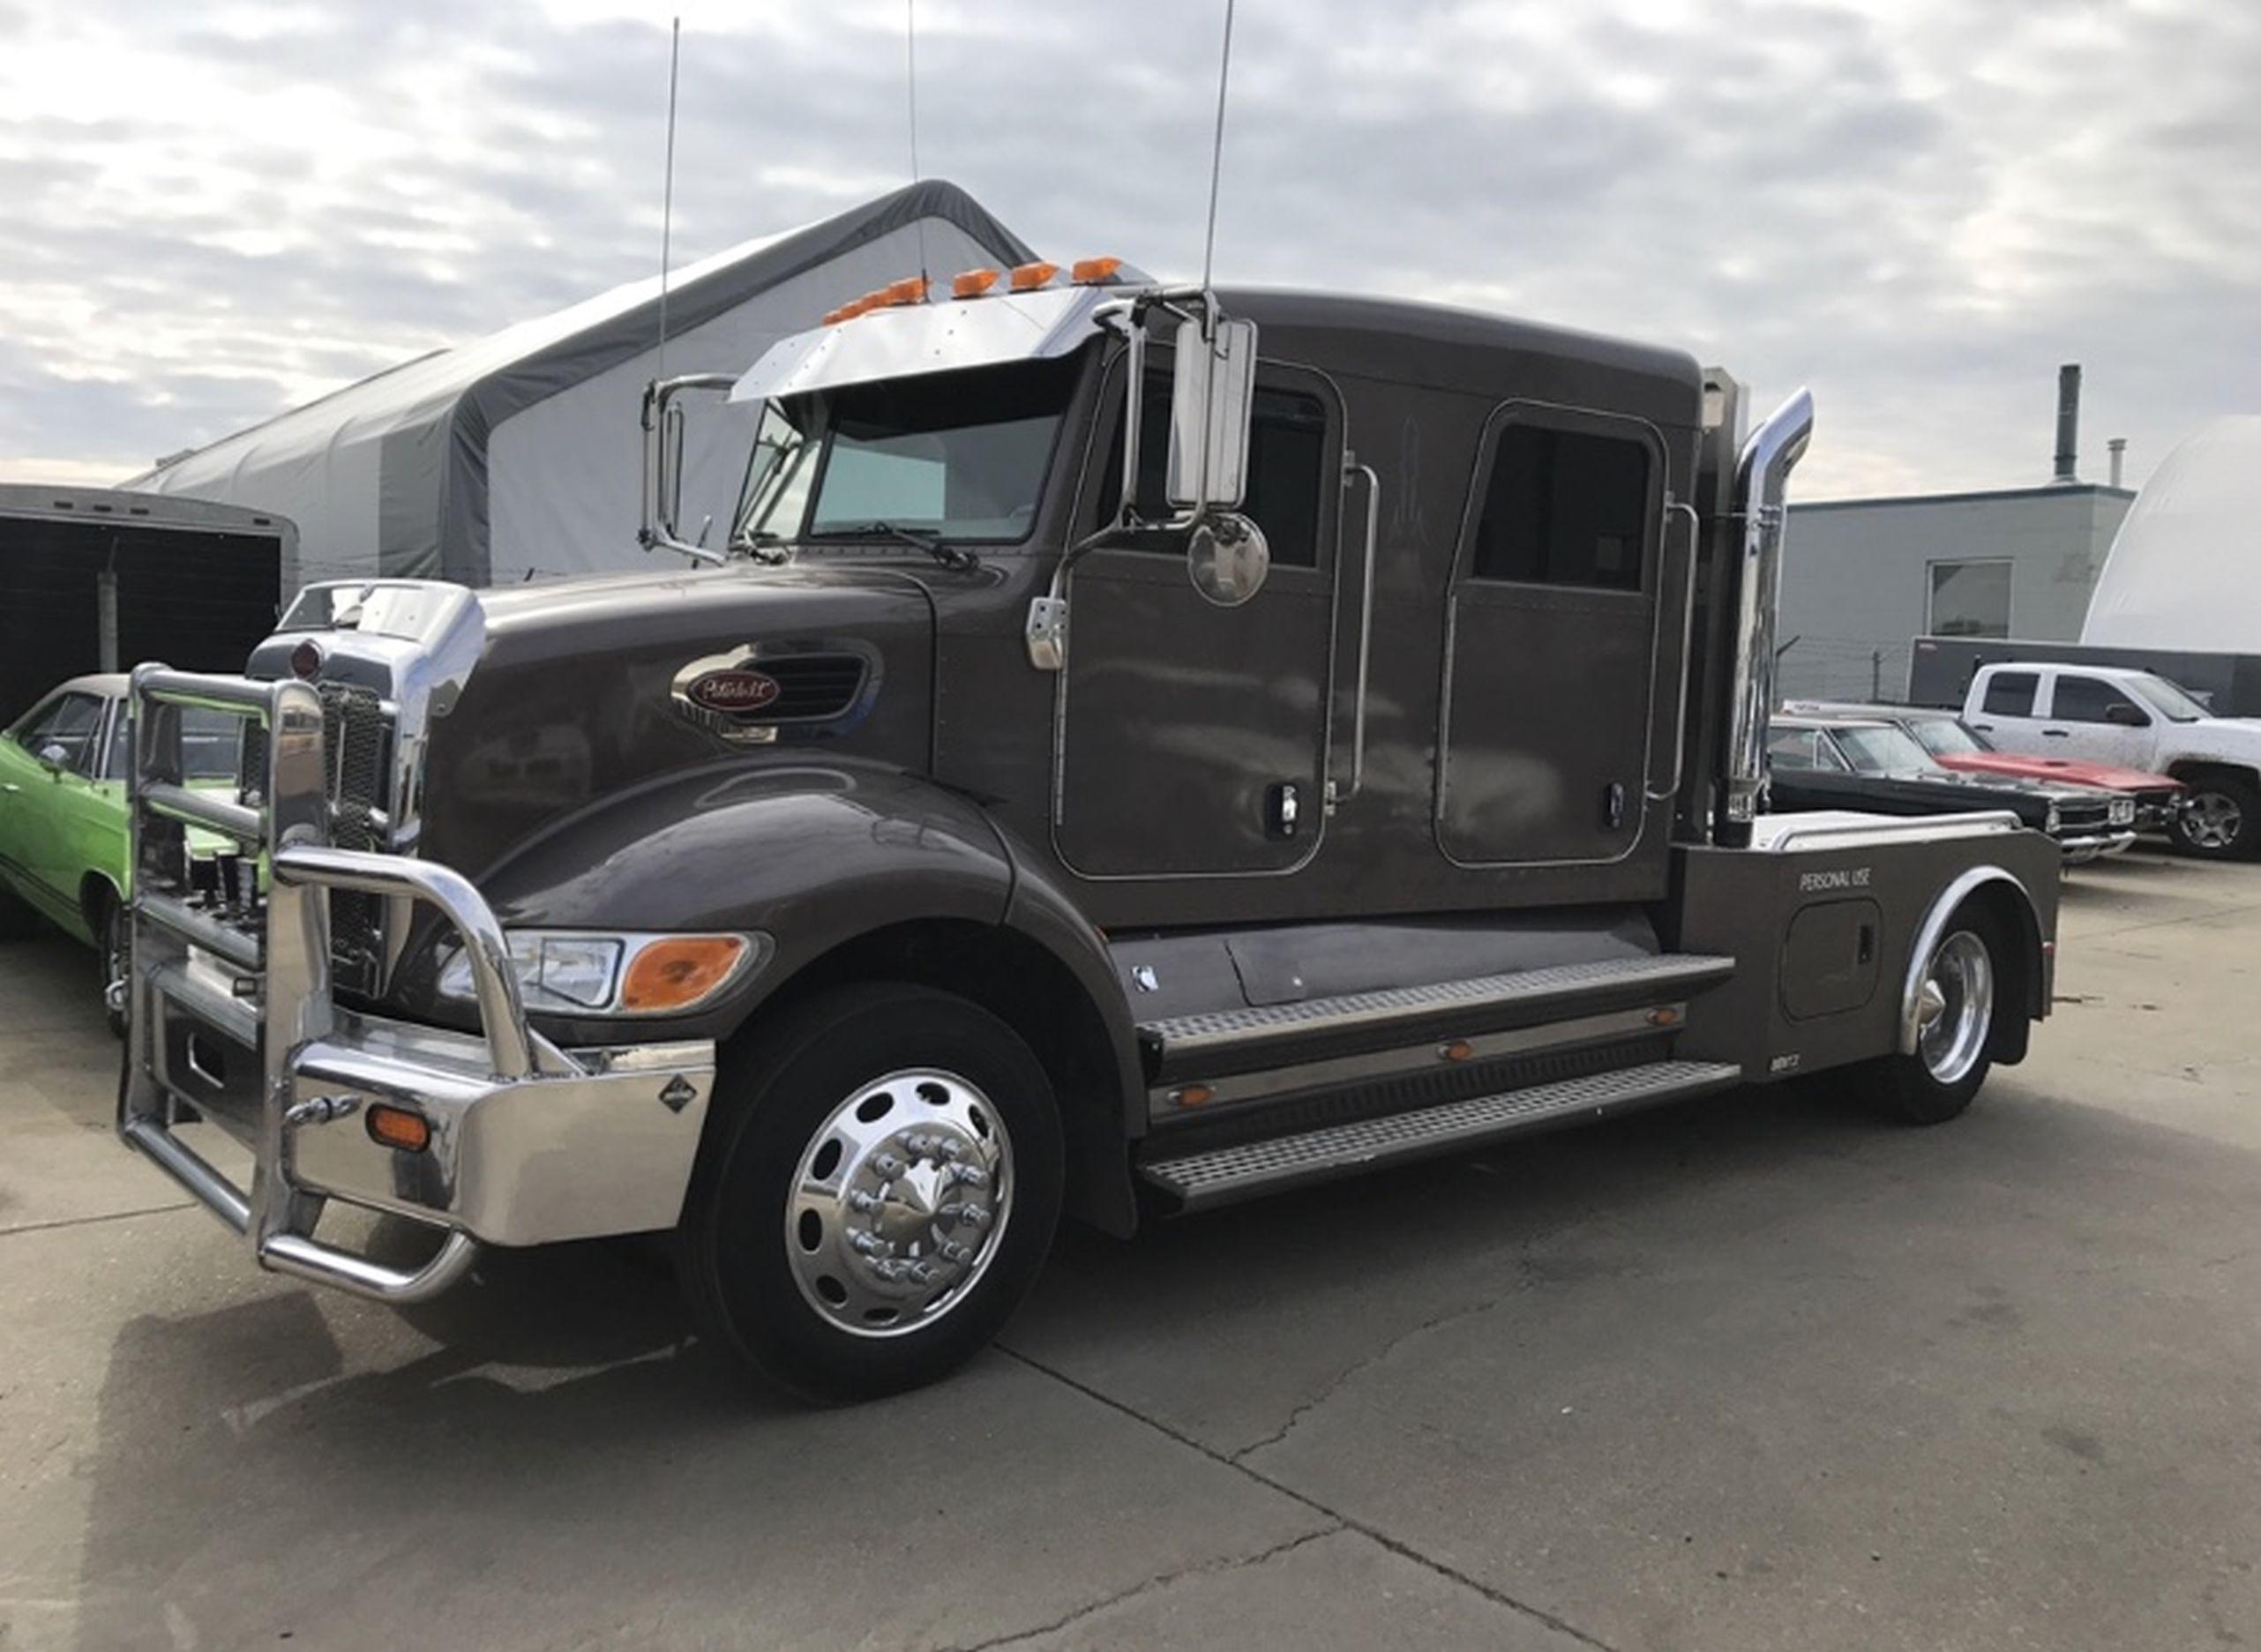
730,282,1130,404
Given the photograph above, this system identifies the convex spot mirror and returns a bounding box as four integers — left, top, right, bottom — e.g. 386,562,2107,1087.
1165,316,1256,512
1187,513,1271,607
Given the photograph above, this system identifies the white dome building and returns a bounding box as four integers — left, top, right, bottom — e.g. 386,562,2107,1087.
2082,416,2261,651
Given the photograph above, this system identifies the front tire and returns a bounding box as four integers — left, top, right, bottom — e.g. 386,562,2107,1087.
677,983,1064,1403
97,893,128,1039
2170,778,2259,860
1852,914,2004,1125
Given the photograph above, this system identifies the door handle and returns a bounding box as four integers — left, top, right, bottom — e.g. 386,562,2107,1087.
0,782,18,794
2042,729,2070,738
1970,722,1993,733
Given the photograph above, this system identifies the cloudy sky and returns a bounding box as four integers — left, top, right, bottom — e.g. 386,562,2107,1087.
1,0,2254,499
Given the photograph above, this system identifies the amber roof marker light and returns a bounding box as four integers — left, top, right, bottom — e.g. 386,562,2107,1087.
1071,256,1124,285
952,267,1001,299
1008,260,1061,292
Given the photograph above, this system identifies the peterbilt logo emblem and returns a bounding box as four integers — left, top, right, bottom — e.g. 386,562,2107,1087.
685,669,781,715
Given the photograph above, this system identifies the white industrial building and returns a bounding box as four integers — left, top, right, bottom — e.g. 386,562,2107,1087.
1777,481,2133,701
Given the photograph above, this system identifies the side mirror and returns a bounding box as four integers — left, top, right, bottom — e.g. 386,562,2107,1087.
1187,514,1271,607
639,373,736,566
36,742,70,772
1165,316,1256,512
2105,701,2148,728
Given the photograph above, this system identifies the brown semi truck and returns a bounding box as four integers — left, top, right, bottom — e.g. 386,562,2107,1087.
119,266,2059,1400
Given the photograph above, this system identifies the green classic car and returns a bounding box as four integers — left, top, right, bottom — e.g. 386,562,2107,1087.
0,675,238,1029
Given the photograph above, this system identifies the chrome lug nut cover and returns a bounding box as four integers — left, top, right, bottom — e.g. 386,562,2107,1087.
785,1069,1013,1338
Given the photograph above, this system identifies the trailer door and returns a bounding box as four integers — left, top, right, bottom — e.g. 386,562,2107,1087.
1435,405,1665,867
1052,365,1339,878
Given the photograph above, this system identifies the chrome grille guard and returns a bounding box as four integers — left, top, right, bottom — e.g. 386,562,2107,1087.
120,666,716,1305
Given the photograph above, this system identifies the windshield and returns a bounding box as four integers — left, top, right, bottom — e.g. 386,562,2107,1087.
105,706,239,783
1833,723,1937,774
1907,716,1991,757
736,356,1079,548
2130,672,2209,722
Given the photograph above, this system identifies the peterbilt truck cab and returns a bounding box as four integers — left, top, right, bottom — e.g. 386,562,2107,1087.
120,266,2059,1400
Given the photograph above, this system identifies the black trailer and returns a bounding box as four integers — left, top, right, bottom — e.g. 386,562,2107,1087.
1908,633,2261,717
0,486,296,729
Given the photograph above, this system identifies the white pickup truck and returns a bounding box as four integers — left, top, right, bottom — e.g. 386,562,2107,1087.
1964,662,2261,860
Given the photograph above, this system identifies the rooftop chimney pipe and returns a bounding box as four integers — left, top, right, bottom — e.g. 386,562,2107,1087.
2053,363,2081,483
2108,437,2127,490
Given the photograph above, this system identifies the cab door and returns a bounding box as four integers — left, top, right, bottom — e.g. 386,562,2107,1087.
2041,671,2156,768
1434,404,1665,867
1052,364,1339,878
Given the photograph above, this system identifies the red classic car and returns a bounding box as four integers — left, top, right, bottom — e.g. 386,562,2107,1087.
1783,700,2188,831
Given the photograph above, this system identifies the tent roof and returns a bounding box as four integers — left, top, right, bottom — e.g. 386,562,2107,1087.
126,180,1033,491
2082,415,2261,652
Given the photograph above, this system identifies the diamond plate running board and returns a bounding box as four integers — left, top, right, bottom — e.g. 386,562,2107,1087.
1139,1059,1745,1212
1136,953,1735,1081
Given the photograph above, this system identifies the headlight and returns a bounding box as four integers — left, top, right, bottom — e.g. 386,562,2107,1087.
2108,797,2136,826
437,930,766,1016
2044,804,2062,833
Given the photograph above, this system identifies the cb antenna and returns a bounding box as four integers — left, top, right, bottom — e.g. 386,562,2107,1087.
1200,0,1237,292
906,0,930,293
655,16,683,381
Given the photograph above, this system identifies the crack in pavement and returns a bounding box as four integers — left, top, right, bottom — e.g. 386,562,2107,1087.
0,1200,194,1239
938,1524,1344,1652
1229,1295,1507,1463
995,1343,1622,1652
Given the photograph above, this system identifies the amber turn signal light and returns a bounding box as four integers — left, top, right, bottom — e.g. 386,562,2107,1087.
622,936,748,1013
366,1104,430,1154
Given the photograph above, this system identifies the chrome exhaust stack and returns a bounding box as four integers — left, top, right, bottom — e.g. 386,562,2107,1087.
1716,388,1815,848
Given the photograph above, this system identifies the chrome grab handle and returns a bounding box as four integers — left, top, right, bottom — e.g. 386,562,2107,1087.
1327,455,1381,811
1647,497,1703,804
273,844,535,1082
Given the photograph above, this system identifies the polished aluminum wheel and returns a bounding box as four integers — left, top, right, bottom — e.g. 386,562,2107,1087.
784,1068,1013,1338
2183,791,2243,852
1914,929,1993,1087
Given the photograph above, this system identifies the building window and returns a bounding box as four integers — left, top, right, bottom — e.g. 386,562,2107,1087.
1928,559,2012,639
1469,423,1651,591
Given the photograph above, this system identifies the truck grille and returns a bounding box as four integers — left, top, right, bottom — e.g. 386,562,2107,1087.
2055,799,2110,833
319,684,395,995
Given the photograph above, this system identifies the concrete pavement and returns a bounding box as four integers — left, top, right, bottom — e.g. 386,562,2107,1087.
3,852,2257,1649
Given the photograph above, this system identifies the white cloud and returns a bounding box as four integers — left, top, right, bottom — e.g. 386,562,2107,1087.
0,0,2255,497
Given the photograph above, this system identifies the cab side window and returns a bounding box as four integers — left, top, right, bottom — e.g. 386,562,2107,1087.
11,691,104,775
1980,671,2039,717
1469,423,1651,591
2052,674,2148,726
1095,370,1329,568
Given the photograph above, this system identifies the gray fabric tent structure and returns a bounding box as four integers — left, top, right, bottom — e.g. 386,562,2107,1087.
125,182,1033,587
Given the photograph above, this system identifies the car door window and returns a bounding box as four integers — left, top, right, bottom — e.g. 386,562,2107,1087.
1767,729,1849,773
11,692,104,775
2052,675,2148,726
1980,671,2038,717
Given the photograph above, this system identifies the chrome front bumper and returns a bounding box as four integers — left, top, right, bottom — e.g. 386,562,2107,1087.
2056,829,2138,865
120,668,715,1304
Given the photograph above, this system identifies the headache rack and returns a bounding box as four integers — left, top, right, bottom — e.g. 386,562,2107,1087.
117,666,715,1304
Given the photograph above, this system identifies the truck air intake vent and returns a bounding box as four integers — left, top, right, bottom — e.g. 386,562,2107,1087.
672,647,876,743
754,654,870,721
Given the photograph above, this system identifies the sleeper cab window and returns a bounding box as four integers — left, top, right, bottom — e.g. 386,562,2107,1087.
1467,416,1654,591
1095,369,1329,568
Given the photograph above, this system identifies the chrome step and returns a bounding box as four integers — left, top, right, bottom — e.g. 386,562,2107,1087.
1137,953,1734,1080
1140,1058,1745,1211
